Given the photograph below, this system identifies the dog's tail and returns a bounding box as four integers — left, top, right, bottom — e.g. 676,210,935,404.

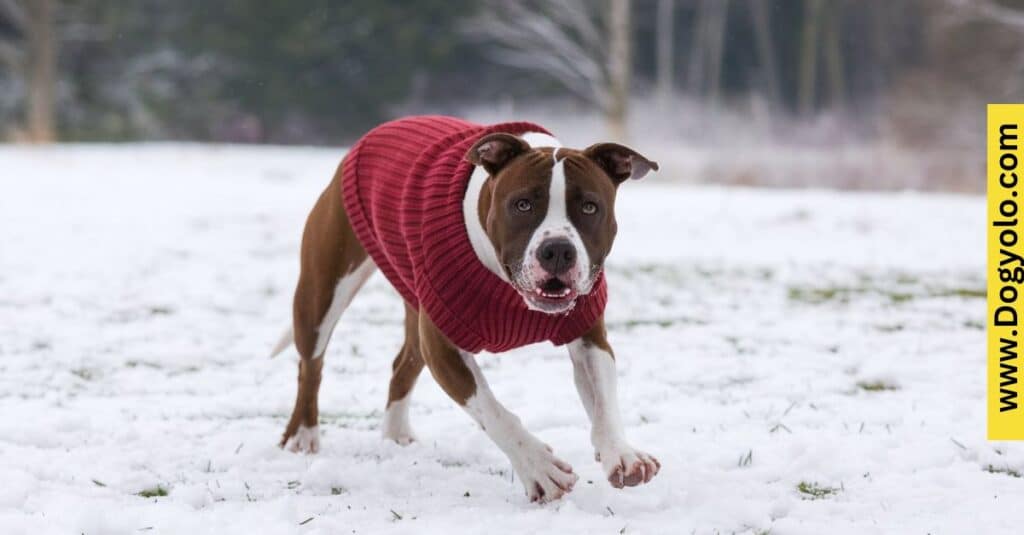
269,325,294,358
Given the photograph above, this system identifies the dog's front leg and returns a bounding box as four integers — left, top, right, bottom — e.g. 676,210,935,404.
418,309,577,502
568,317,660,488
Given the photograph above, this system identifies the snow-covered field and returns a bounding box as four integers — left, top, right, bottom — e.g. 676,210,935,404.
0,145,1011,534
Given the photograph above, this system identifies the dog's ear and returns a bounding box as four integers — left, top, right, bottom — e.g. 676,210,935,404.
583,143,659,185
465,133,532,176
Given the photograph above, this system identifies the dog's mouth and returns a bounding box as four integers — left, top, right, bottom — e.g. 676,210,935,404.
523,276,578,313
535,277,573,299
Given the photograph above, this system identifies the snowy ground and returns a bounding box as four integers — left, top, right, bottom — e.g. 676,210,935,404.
0,144,1011,534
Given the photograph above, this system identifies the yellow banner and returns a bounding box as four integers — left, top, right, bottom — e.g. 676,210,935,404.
989,104,1024,440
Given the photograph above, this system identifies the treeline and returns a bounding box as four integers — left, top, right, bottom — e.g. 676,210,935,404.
0,0,1019,144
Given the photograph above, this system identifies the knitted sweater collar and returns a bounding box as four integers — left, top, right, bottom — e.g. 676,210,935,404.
403,121,607,353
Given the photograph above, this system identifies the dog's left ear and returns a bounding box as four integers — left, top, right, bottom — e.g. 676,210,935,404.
465,133,532,176
583,143,659,185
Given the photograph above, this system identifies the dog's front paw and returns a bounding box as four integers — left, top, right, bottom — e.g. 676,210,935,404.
382,425,417,446
511,441,578,503
282,424,321,454
381,399,417,445
597,446,660,488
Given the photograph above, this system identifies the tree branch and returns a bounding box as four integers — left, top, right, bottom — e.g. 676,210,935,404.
0,0,26,33
976,0,1024,28
946,0,1024,29
462,0,611,109
0,38,21,69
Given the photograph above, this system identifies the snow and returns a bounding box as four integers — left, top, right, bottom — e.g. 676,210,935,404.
0,144,1012,534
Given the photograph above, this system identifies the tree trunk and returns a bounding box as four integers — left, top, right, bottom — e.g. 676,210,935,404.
868,1,888,96
798,0,822,116
824,1,845,111
26,0,56,143
655,0,674,110
750,0,780,109
705,0,728,109
607,0,631,141
687,0,708,96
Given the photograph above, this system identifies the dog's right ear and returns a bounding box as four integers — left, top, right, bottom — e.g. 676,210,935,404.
465,133,531,176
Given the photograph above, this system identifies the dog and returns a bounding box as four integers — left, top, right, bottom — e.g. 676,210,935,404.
271,116,659,502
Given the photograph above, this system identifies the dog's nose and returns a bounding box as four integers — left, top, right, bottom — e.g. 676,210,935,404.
536,238,576,275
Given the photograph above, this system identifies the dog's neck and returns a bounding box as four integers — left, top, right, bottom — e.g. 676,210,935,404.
462,165,508,281
462,131,562,283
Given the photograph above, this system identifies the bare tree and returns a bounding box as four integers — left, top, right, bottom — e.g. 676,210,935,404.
687,0,729,108
945,0,1024,27
798,0,822,116
464,0,634,140
939,0,1024,96
686,0,706,95
823,0,845,111
655,0,674,111
0,0,56,143
607,0,631,140
749,0,780,108
26,0,54,142
705,0,727,108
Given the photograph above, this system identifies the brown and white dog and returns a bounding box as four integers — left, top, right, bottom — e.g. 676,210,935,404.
271,121,660,503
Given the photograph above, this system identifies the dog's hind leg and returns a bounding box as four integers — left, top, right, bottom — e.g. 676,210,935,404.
281,172,376,453
381,303,424,445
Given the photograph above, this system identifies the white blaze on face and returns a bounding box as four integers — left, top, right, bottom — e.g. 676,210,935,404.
521,149,592,295
521,132,561,149
462,131,594,311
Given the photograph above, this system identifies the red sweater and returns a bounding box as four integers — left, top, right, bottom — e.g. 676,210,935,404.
342,116,607,353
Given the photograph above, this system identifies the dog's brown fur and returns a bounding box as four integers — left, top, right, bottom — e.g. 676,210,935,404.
386,303,425,408
279,133,660,500
467,137,655,288
279,163,483,447
280,168,368,447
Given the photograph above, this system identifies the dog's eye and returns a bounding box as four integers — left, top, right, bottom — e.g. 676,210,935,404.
515,199,533,213
581,201,598,215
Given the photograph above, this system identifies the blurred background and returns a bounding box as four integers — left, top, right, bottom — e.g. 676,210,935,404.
0,0,1016,191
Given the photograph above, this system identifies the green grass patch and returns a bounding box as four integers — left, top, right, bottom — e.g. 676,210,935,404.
125,360,163,369
788,286,852,305
609,316,708,330
933,287,986,299
985,464,1022,478
894,274,920,285
787,282,984,306
70,368,95,381
787,286,916,305
887,292,914,304
137,485,168,498
796,481,840,500
723,336,756,355
857,380,900,392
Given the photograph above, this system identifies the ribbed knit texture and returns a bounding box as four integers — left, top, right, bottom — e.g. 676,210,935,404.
342,115,607,353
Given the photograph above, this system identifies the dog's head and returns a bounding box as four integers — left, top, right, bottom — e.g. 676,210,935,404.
465,133,657,314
